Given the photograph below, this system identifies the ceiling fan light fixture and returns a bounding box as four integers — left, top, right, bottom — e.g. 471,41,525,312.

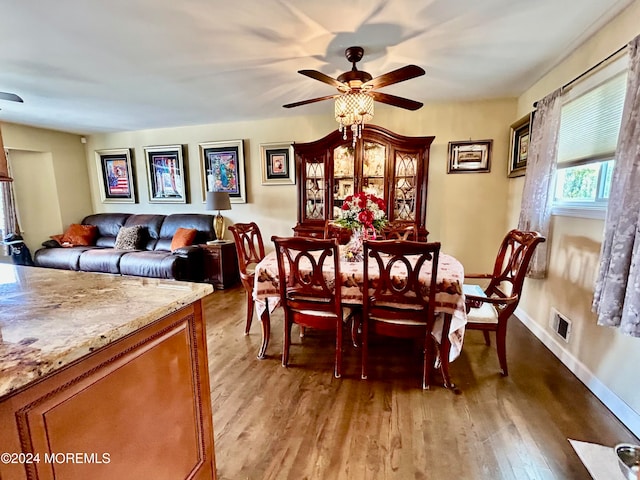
335,92,374,146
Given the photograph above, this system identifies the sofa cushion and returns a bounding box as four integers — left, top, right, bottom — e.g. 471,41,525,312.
170,228,197,251
123,214,165,250
114,225,147,250
78,249,129,274
119,251,182,279
155,214,215,251
82,213,132,248
33,246,92,270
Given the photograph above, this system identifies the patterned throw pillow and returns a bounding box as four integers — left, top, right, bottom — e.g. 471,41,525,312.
114,225,147,250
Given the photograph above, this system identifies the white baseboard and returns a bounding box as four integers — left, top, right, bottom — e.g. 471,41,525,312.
515,307,640,440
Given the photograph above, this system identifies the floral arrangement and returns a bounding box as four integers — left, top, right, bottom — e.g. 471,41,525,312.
334,192,388,234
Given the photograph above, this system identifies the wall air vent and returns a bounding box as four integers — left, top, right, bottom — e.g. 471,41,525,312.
550,308,572,343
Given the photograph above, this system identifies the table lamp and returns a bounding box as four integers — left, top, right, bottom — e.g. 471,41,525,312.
206,191,231,242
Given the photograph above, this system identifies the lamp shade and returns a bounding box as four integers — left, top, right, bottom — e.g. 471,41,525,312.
206,191,231,211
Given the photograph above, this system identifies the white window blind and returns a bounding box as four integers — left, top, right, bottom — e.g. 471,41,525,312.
557,70,627,165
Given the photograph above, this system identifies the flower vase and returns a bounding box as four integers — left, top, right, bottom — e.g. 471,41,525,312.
343,228,364,262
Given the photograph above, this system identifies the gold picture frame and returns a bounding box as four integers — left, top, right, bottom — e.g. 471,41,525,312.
199,139,246,203
144,144,187,203
260,142,295,185
508,113,533,178
95,148,136,203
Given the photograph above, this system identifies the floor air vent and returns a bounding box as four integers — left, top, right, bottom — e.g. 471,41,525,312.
550,309,571,342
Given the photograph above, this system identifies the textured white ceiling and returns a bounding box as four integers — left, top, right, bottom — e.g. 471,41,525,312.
0,0,634,134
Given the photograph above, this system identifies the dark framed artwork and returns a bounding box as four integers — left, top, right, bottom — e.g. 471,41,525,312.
199,139,246,203
95,148,136,203
447,140,492,173
508,113,533,177
144,144,187,203
260,142,295,185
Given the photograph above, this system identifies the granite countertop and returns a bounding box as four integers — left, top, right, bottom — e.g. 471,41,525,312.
0,264,213,400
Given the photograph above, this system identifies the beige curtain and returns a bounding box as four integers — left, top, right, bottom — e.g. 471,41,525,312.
1,150,20,255
592,35,640,337
517,89,562,279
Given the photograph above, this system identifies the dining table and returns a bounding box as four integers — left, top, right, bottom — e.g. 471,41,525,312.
252,247,468,388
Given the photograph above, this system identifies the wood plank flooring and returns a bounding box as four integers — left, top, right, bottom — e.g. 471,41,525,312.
203,286,638,480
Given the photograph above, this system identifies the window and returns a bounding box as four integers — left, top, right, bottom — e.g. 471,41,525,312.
552,56,628,219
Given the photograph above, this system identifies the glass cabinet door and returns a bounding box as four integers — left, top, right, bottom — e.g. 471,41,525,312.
361,141,386,198
332,145,355,219
304,160,325,221
293,125,433,238
393,151,418,221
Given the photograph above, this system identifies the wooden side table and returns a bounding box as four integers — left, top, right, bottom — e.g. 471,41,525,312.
200,241,240,289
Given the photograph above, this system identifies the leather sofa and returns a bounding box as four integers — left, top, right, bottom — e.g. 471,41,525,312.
34,213,216,281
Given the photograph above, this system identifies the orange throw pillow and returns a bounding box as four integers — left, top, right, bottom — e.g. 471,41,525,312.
56,224,99,247
170,228,197,251
49,233,67,247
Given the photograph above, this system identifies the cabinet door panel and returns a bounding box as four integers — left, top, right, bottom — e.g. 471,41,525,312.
333,145,355,218
393,151,419,221
362,141,386,199
304,161,325,220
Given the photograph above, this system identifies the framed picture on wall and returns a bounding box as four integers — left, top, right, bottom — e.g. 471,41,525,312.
447,140,492,173
144,144,187,203
95,148,136,203
199,139,246,203
260,142,295,185
508,113,533,177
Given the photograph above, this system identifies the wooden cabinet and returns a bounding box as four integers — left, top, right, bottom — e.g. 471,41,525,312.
200,241,240,289
293,125,434,238
0,302,216,480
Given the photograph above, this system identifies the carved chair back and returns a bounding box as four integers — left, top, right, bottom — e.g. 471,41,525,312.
362,239,441,388
363,239,440,324
272,236,342,319
323,221,352,245
272,236,346,377
380,222,422,241
484,229,546,304
228,222,265,279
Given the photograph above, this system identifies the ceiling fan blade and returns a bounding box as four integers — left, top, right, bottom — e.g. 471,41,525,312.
283,94,339,109
363,65,425,90
298,70,345,88
370,91,423,111
0,92,24,103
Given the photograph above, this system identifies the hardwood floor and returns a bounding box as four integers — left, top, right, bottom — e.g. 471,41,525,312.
203,286,638,480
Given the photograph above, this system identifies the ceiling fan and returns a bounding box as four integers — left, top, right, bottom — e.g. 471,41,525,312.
283,46,425,112
0,92,24,110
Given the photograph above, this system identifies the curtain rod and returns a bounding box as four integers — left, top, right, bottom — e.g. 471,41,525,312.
533,43,628,108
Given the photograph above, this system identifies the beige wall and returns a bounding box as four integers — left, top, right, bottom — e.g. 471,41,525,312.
87,98,516,269
508,0,640,429
2,123,91,253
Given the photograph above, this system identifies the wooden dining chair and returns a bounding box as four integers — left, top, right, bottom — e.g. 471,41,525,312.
380,222,426,241
272,236,355,378
228,222,266,335
361,239,441,389
323,220,352,245
463,229,546,376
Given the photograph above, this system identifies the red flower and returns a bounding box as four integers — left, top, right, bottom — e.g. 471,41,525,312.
341,202,349,210
358,210,374,225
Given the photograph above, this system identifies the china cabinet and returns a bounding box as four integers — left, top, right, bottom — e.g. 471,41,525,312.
293,125,434,239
